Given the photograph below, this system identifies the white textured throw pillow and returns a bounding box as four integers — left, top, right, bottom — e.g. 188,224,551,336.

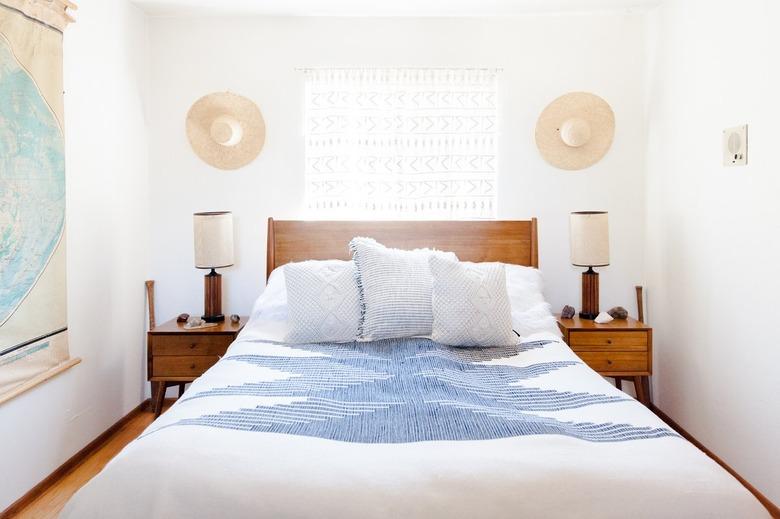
284,260,361,343
349,237,457,340
430,257,517,347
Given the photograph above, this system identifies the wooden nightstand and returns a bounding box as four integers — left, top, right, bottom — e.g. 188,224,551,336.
556,315,652,405
147,316,246,417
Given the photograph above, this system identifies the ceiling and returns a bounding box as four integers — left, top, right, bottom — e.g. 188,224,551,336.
131,0,662,17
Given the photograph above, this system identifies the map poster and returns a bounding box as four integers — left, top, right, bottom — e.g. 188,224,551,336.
0,1,76,403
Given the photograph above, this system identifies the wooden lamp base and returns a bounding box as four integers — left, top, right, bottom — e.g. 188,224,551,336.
580,267,599,320
202,268,224,322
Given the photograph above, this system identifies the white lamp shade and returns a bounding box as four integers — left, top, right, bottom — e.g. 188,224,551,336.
570,211,609,267
193,211,234,269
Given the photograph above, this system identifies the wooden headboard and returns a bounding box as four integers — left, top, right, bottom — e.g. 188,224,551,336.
266,218,538,280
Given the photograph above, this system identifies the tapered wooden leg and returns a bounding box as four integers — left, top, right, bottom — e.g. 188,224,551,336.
633,376,648,406
614,377,622,390
642,376,651,404
150,381,157,410
150,381,160,413
178,383,186,397
153,381,166,418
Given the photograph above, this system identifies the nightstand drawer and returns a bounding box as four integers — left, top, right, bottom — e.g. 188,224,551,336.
577,351,649,373
151,334,233,356
568,331,648,351
152,355,221,377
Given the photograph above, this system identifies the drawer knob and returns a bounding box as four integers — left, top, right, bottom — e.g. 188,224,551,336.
190,363,196,369
607,359,613,365
606,339,612,344
190,343,196,349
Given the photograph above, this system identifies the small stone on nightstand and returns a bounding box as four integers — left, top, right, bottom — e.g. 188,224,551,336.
608,306,628,319
594,312,614,324
230,314,240,324
561,305,575,319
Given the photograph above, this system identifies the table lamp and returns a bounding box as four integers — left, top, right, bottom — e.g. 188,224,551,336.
193,211,234,322
570,211,609,320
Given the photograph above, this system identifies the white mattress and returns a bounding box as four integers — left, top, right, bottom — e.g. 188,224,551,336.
61,304,767,518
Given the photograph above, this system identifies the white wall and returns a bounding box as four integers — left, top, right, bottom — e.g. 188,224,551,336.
0,0,150,509
147,14,650,328
645,0,780,504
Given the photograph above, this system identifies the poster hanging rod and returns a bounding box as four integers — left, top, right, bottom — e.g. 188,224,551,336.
294,67,503,72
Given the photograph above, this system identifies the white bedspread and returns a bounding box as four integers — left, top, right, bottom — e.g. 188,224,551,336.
61,312,767,518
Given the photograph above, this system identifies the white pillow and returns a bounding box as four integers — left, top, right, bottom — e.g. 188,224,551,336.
504,264,546,312
250,266,288,321
349,237,457,341
283,260,361,343
430,257,517,347
503,264,559,338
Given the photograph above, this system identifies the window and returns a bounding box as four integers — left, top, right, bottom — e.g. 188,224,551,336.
304,68,498,219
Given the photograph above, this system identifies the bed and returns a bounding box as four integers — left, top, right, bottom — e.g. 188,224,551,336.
61,219,768,518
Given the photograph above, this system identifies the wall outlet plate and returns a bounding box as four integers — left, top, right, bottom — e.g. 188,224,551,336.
723,124,748,166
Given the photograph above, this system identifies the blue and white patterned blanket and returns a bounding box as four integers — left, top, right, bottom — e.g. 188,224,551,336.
149,338,674,443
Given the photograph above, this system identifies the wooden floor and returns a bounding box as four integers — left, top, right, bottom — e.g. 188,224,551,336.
10,403,168,519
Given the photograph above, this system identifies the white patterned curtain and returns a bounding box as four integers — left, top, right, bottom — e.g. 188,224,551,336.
304,68,498,219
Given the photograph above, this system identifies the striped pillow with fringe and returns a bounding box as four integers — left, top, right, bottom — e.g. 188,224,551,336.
349,237,457,341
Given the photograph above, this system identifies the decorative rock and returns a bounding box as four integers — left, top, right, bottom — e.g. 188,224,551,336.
608,306,628,319
184,316,205,329
561,305,576,319
230,314,240,324
176,313,189,323
594,312,614,324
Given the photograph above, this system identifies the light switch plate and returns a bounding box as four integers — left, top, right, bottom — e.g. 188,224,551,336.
723,124,748,166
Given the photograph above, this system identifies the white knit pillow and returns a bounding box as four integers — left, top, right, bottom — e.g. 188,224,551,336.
284,260,361,343
349,237,457,341
429,257,517,347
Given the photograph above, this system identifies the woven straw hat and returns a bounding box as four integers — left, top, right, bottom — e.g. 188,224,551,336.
186,92,266,170
535,92,615,171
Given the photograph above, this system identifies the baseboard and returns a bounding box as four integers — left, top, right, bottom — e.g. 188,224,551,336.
650,404,780,518
0,398,152,519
